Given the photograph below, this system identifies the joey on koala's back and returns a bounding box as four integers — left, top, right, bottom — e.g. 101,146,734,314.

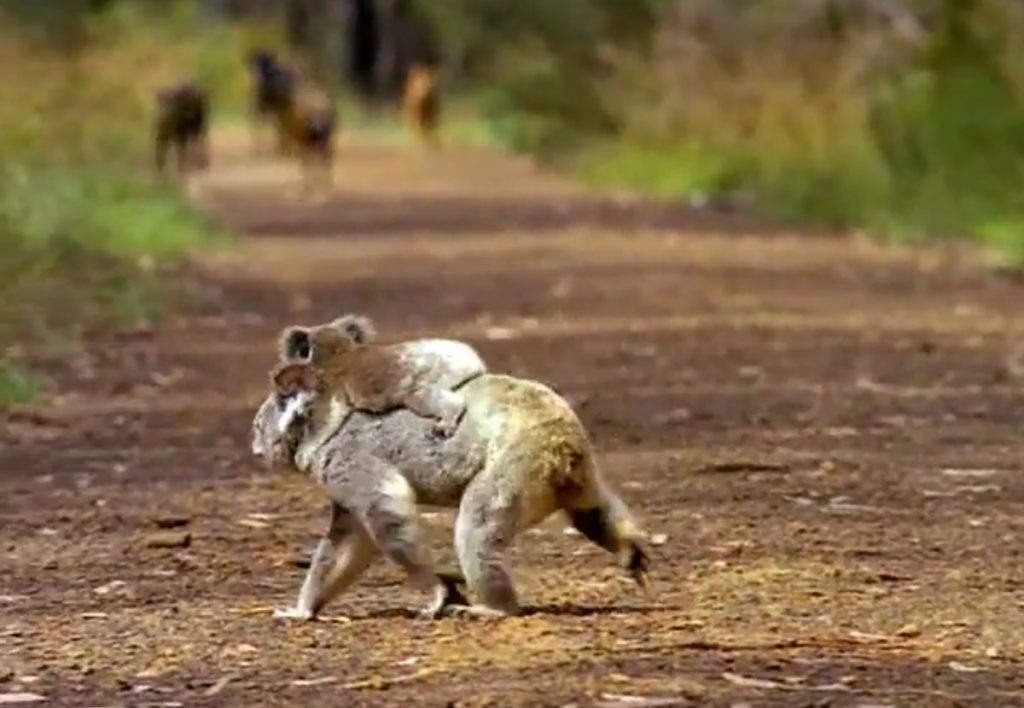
154,81,209,175
277,314,487,441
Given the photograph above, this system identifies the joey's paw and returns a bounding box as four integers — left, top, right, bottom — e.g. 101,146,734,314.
273,606,315,622
431,418,458,438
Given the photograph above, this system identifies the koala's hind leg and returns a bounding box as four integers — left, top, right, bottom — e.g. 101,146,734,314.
563,462,650,588
274,501,378,621
403,385,467,437
450,469,525,619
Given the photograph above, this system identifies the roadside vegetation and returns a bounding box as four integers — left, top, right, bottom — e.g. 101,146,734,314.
427,0,1024,267
0,4,252,406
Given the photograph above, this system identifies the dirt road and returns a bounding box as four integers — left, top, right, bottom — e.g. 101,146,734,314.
3,131,1024,707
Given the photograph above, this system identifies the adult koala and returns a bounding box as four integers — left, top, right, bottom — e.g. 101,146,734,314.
251,359,650,620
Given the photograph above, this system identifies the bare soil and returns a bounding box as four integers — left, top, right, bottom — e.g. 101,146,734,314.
3,131,1024,707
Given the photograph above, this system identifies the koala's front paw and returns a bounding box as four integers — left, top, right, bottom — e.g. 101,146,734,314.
433,410,465,438
273,606,315,622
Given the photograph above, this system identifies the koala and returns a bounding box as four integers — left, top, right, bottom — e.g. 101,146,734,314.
277,315,486,461
403,64,440,145
154,81,209,175
251,366,650,621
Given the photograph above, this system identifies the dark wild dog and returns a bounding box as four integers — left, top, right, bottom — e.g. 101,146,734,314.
154,82,209,176
279,89,338,192
247,48,298,155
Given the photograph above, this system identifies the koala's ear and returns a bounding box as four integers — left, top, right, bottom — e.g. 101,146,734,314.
279,326,314,361
329,314,377,344
271,361,316,396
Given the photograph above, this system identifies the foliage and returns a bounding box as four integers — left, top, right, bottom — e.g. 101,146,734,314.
437,0,1024,264
0,4,241,406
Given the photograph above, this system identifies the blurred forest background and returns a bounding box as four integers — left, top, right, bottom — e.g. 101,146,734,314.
3,0,1024,403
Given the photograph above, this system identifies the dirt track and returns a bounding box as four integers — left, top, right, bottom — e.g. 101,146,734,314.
3,131,1024,707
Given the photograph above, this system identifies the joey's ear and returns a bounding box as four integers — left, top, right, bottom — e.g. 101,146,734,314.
329,314,377,344
271,361,317,396
279,326,314,361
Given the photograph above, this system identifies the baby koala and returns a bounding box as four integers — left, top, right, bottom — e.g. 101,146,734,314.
277,315,486,462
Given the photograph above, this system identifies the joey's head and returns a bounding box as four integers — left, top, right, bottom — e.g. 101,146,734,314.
277,315,377,366
250,360,318,471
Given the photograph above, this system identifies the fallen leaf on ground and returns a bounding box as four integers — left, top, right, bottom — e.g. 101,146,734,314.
290,676,337,688
597,694,687,707
93,580,127,595
941,468,1000,479
721,672,785,689
204,674,236,697
152,515,190,529
0,694,46,705
143,531,191,549
484,327,517,340
895,624,921,638
339,669,435,691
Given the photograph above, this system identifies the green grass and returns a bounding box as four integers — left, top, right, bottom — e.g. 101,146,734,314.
579,141,739,200
0,365,42,409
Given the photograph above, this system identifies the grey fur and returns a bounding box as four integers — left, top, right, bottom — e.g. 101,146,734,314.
251,371,650,620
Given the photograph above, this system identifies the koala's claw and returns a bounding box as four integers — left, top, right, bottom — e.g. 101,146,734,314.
417,572,470,620
437,604,511,620
273,606,316,621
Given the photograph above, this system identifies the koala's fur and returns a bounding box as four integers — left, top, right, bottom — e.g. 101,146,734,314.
251,368,650,620
277,315,486,470
154,81,209,175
